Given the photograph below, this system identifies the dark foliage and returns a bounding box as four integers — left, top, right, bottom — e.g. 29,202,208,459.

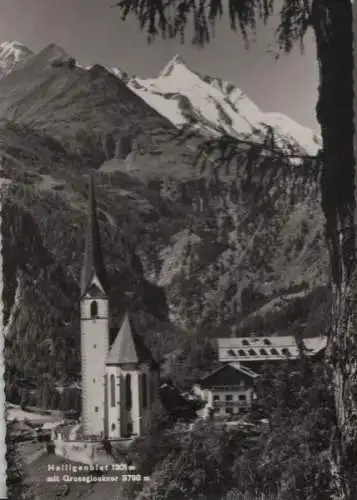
121,359,337,499
6,423,34,500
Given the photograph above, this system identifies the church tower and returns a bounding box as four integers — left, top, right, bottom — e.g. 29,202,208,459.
80,175,109,438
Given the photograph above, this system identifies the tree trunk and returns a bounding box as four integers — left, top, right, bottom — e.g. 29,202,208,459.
313,0,356,497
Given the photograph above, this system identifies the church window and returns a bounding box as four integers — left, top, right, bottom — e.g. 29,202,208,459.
93,344,97,349
125,374,132,410
270,348,279,355
127,422,133,436
90,301,98,319
259,349,268,356
141,373,147,409
238,350,246,356
110,374,115,407
248,349,257,356
111,423,116,431
94,406,99,412
93,378,96,383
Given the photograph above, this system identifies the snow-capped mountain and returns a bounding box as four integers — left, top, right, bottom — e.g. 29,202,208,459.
0,41,321,156
0,41,33,79
128,54,321,156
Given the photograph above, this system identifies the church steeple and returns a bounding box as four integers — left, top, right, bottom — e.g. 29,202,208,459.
80,175,108,297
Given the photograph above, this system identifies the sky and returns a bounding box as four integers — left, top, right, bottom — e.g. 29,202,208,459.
0,0,319,132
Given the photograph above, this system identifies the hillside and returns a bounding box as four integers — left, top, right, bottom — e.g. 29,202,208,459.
0,42,329,409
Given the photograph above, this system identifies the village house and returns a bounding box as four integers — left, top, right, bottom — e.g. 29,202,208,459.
192,363,259,419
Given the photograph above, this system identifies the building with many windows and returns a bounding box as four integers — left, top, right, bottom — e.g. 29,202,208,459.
217,336,327,371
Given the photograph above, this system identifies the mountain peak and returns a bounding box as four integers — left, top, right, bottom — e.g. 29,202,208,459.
159,54,188,78
37,43,71,63
0,40,33,80
0,40,33,55
0,40,33,61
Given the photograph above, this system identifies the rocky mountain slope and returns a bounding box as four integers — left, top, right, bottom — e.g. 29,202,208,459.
0,41,329,405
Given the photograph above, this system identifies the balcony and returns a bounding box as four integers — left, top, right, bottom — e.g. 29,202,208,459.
210,385,247,391
212,400,249,408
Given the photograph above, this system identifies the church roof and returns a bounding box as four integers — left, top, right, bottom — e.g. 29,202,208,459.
80,175,108,297
106,313,159,369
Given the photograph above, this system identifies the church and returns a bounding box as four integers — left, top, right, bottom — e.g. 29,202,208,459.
80,175,160,441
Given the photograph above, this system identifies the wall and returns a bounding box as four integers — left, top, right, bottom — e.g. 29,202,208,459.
193,385,253,419
53,437,116,465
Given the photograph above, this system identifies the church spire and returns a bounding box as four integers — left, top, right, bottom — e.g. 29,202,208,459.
80,175,108,297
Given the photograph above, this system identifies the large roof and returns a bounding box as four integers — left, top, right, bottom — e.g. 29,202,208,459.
80,175,108,297
218,336,327,363
197,362,259,390
106,313,159,368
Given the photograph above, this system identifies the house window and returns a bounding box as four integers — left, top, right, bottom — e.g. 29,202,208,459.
93,378,96,383
227,349,236,356
110,374,115,407
93,344,97,349
127,422,133,436
111,423,116,431
141,373,148,409
213,395,220,401
259,349,268,355
264,339,271,346
94,406,99,412
282,348,290,356
90,301,98,319
242,340,249,346
125,374,132,410
239,395,246,402
238,350,246,356
270,348,279,355
226,408,233,415
225,395,233,401
248,349,257,356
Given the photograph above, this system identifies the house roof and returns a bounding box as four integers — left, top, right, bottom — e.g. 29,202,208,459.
218,336,327,363
197,362,259,390
106,312,159,369
80,175,108,298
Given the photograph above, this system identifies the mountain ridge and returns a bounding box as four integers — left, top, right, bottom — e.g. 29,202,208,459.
0,41,320,156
